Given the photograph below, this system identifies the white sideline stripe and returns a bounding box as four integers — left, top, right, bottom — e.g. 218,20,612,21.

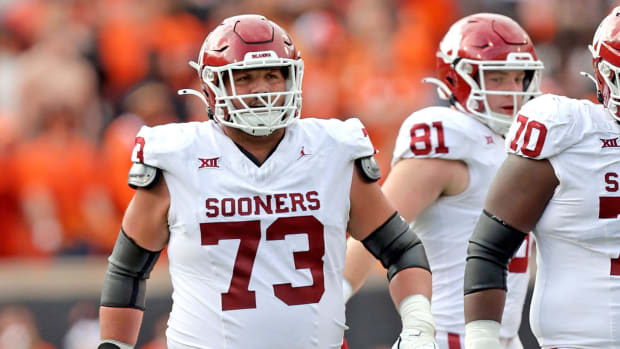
0,257,172,300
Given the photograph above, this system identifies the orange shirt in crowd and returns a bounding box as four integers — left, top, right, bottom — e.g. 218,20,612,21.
0,148,35,257
13,130,118,255
101,114,144,215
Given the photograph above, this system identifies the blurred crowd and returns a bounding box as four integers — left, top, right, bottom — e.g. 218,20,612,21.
0,0,614,259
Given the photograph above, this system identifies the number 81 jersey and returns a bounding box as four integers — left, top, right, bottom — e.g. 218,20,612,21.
131,118,375,349
392,106,530,339
506,94,620,348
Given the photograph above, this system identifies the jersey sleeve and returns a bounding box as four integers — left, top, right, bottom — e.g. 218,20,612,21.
392,108,477,167
130,123,197,171
324,118,375,161
504,94,583,160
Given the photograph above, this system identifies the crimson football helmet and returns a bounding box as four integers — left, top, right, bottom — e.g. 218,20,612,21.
179,14,304,136
589,6,620,122
423,13,543,134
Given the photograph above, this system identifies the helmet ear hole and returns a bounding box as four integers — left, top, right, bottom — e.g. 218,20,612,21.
446,70,460,88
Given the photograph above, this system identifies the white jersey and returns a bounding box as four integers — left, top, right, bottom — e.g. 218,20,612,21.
506,94,620,348
392,106,531,340
131,118,375,349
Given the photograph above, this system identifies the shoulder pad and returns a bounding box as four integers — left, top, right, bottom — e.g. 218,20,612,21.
128,163,161,189
324,118,375,161
393,107,489,164
355,155,381,182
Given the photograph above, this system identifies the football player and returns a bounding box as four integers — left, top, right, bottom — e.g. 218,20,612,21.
343,13,543,349
463,7,620,349
97,14,437,349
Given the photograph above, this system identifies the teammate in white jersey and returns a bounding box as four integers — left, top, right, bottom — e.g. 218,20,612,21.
343,13,543,349
464,7,620,349
97,14,438,349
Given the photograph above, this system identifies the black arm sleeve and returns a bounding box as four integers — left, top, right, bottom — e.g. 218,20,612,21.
362,212,431,280
463,210,527,295
100,229,161,310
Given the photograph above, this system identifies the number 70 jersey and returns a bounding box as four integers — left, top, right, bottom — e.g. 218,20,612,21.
506,94,620,347
131,118,375,349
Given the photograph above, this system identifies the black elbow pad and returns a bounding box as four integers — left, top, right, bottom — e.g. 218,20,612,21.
464,210,527,295
362,212,431,280
100,229,161,310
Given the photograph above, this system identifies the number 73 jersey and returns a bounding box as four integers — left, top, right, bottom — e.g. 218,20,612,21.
506,94,620,348
131,118,375,349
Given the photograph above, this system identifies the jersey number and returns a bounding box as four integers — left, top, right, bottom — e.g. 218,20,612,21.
509,114,548,157
599,197,620,219
599,197,620,275
200,216,325,311
409,121,449,155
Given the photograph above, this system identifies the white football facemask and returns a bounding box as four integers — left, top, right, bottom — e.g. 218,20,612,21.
455,53,543,135
180,51,304,136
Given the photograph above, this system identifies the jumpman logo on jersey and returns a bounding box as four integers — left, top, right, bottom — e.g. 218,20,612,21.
297,146,311,160
485,136,495,144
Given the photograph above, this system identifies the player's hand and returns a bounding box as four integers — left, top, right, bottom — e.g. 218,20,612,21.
391,329,438,349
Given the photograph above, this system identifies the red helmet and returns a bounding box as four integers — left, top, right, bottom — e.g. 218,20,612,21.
424,13,543,134
180,14,304,136
590,6,620,122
